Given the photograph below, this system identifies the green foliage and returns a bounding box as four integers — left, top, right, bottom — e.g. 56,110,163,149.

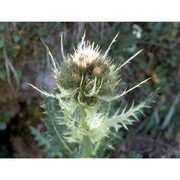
0,22,64,94
120,151,143,158
1,22,179,158
0,112,11,131
30,126,50,150
0,145,11,157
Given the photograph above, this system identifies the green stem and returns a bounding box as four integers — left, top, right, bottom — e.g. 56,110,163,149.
82,135,92,158
80,106,92,158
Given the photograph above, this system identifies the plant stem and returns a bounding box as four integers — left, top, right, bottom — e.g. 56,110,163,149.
80,106,92,158
82,135,92,158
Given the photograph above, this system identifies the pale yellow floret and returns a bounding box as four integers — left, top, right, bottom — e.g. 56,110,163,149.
71,41,101,68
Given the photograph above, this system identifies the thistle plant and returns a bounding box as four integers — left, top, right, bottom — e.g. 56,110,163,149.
30,33,156,158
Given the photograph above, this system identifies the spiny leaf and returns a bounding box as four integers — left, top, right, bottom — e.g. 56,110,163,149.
92,89,157,134
43,97,73,154
28,83,55,98
118,78,151,98
30,126,50,149
119,49,143,68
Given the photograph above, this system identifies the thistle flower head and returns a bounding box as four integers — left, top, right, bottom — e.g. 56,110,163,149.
57,35,120,105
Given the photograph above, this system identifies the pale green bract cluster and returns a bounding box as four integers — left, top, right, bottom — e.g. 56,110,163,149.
30,33,155,157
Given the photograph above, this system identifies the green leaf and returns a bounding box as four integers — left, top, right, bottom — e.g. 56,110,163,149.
30,126,50,149
161,92,179,129
92,89,158,134
0,112,11,122
175,153,180,158
0,122,7,131
0,39,4,48
0,70,7,80
13,35,21,42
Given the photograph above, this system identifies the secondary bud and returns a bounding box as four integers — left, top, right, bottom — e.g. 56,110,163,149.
93,66,102,75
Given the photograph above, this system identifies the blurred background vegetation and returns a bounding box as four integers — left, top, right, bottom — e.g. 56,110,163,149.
0,22,179,158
